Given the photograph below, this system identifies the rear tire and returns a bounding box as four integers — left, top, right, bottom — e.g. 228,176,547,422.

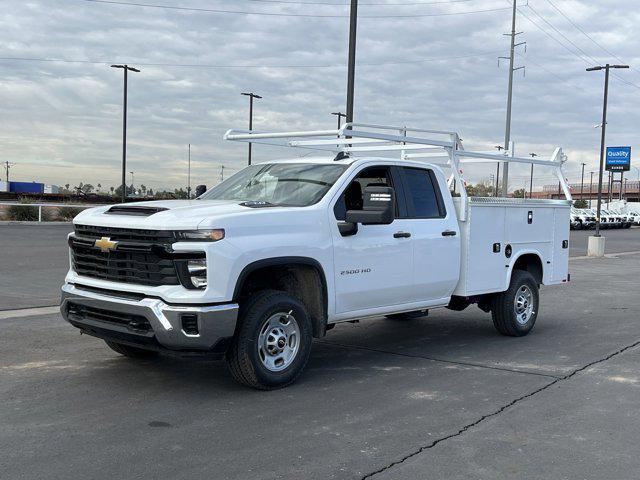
104,340,158,358
491,270,539,337
226,290,313,390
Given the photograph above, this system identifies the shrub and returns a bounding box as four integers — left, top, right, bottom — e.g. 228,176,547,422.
6,203,55,221
7,204,39,221
57,206,86,221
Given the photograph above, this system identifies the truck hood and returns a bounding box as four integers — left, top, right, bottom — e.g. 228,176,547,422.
73,199,252,229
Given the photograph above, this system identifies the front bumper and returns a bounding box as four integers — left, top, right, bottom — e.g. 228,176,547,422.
60,283,238,356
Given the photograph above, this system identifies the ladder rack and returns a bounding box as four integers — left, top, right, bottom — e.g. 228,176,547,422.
224,123,571,221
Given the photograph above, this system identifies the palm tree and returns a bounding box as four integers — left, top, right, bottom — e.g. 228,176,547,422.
97,183,102,193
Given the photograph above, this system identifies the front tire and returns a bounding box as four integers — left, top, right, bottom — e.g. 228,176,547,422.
226,290,313,390
491,270,539,337
104,340,158,358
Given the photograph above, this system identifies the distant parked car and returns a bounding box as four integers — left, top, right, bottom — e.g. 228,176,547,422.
570,208,595,230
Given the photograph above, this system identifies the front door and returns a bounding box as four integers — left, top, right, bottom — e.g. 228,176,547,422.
331,165,415,314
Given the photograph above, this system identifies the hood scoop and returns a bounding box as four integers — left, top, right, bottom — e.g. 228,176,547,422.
105,205,169,216
239,201,279,208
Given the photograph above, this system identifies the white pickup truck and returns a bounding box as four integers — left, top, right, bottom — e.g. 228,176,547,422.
61,124,572,389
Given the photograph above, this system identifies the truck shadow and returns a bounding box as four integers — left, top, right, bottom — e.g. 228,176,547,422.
84,309,558,393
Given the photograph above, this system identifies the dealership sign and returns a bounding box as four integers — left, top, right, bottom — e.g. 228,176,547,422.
605,146,631,171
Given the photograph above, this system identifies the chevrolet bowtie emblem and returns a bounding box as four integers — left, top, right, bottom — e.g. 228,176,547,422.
94,236,118,253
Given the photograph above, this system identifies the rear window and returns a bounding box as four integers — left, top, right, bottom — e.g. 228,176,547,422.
401,167,445,218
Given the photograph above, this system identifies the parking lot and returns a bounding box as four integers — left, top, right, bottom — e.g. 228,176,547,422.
2,223,640,479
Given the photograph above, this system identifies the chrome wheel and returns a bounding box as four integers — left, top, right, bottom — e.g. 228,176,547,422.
257,311,300,372
514,285,535,325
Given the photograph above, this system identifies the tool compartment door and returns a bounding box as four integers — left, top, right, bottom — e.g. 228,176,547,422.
550,206,571,284
456,204,507,296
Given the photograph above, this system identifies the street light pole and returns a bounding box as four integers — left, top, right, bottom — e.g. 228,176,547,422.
130,171,134,192
241,92,262,165
580,162,586,201
111,64,140,203
331,111,347,130
346,0,358,124
188,144,191,199
586,63,629,237
529,153,537,198
494,145,504,196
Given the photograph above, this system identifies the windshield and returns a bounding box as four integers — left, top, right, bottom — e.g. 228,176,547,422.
199,163,347,207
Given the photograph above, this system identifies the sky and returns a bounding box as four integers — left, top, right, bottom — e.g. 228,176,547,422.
1,0,639,193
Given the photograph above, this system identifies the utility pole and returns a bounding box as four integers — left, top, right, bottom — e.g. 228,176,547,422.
529,153,537,198
580,162,586,201
3,161,15,186
499,1,525,197
346,0,358,124
110,64,140,203
586,63,629,238
241,92,262,165
188,144,191,199
332,111,347,130
589,171,594,208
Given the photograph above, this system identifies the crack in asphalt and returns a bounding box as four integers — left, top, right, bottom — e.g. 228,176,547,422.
357,339,640,479
317,340,562,379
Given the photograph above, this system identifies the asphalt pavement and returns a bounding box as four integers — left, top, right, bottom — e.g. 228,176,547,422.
0,223,72,309
1,223,640,479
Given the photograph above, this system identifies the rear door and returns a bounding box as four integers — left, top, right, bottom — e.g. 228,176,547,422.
398,166,460,302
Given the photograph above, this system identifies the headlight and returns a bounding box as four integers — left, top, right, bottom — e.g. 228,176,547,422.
175,229,225,241
187,258,207,289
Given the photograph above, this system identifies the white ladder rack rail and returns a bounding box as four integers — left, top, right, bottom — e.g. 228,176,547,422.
224,123,571,222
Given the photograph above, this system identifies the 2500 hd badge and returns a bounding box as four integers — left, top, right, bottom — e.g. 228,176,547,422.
340,268,372,276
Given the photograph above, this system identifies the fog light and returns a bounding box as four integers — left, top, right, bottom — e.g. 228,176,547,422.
181,314,199,335
187,259,207,288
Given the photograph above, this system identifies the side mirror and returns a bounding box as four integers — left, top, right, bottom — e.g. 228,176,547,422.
195,184,207,197
345,186,395,225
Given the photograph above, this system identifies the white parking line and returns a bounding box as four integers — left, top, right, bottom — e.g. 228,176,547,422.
571,250,640,261
0,306,60,320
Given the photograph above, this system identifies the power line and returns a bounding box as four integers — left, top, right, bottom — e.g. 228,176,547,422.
543,0,640,77
526,4,600,65
517,6,640,91
77,0,511,18
0,50,507,69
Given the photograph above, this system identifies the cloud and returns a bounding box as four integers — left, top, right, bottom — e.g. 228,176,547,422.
0,0,639,191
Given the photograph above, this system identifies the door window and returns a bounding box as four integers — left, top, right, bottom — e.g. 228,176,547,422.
334,166,398,220
400,167,446,219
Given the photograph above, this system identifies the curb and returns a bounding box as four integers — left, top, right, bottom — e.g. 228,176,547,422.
0,221,73,225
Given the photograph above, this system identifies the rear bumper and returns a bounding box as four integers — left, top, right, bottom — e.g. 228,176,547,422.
60,283,238,356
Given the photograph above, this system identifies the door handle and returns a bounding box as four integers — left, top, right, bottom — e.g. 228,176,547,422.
393,231,411,238
441,230,457,237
